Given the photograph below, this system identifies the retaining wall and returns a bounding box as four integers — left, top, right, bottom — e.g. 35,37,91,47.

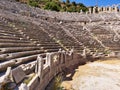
26,51,87,90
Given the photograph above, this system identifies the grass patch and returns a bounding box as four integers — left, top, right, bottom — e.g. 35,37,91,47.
23,73,35,85
52,75,64,90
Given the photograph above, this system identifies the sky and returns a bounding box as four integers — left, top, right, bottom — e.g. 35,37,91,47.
69,0,120,7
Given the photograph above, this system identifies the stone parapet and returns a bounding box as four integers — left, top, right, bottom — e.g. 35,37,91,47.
18,51,87,90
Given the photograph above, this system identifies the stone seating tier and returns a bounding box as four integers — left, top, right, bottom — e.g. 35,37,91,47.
0,54,38,72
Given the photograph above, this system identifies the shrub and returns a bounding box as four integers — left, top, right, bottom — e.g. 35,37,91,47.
29,0,39,7
52,75,64,90
44,1,61,11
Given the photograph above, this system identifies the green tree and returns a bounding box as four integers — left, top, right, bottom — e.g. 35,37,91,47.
67,6,76,12
72,1,76,6
17,0,88,12
28,0,39,7
44,1,61,11
66,0,70,4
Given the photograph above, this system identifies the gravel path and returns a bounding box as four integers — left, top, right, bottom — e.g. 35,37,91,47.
61,58,120,90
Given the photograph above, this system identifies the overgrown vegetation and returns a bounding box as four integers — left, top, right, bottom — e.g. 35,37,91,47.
16,0,88,12
0,82,14,90
29,0,39,7
23,74,35,84
54,75,64,90
44,1,61,11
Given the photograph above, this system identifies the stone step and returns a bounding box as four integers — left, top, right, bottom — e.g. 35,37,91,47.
40,46,62,49
0,33,15,36
0,36,27,40
0,28,18,33
109,48,120,51
0,50,44,62
0,33,26,39
45,48,59,52
0,43,37,47
0,30,23,36
74,49,83,53
0,39,31,43
39,42,59,44
0,33,26,38
0,47,41,54
65,46,82,49
20,61,36,75
34,41,60,45
0,24,13,29
0,54,38,71
36,43,61,46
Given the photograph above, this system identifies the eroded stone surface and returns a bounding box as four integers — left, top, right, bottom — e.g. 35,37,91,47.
61,58,120,90
12,67,26,84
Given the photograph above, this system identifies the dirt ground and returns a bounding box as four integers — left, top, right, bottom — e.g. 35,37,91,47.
61,58,120,90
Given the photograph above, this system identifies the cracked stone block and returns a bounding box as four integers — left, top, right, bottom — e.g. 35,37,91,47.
12,67,26,84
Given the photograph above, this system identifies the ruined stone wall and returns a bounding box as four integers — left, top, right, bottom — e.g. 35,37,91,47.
19,51,86,90
88,5,120,14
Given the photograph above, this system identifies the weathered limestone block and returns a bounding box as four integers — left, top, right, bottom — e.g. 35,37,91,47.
0,60,16,71
114,6,118,12
65,54,72,67
0,67,14,90
88,8,92,14
93,7,96,13
102,7,105,11
42,67,50,85
20,61,36,75
98,7,101,12
19,83,28,90
80,9,83,14
15,55,38,65
28,75,39,90
12,67,26,84
46,53,52,66
0,67,12,84
108,7,112,12
82,48,87,58
61,52,66,64
42,66,50,79
51,53,60,66
35,55,44,78
0,54,9,61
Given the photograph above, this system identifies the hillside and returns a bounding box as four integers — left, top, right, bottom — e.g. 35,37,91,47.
16,0,88,12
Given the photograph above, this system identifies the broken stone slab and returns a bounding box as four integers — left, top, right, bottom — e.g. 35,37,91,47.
0,60,16,71
20,61,36,75
0,43,37,47
0,67,15,90
0,67,12,84
0,49,44,61
19,83,29,90
12,67,26,84
0,55,38,71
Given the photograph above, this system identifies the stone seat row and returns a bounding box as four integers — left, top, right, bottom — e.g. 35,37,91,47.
0,18,63,75
86,24,120,51
0,49,45,62
1,0,120,24
0,47,41,54
0,39,32,43
0,54,38,72
0,47,59,72
1,0,119,53
62,23,104,50
38,21,83,51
